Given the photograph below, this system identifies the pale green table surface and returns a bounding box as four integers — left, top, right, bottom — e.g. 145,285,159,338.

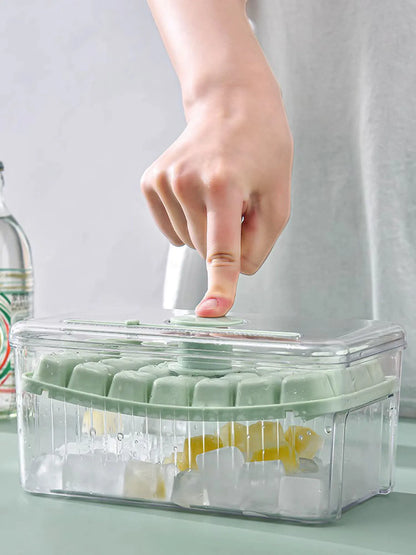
0,419,415,555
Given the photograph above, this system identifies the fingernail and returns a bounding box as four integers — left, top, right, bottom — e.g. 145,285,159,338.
197,298,219,311
196,297,233,317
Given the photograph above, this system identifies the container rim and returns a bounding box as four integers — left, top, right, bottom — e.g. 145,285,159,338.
10,309,406,364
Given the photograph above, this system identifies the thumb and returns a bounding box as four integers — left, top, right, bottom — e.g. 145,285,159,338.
195,187,242,317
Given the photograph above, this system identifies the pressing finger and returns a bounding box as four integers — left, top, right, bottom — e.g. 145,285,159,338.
196,181,243,317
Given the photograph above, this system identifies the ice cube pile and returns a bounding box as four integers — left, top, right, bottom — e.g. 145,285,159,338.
27,415,326,518
162,421,325,515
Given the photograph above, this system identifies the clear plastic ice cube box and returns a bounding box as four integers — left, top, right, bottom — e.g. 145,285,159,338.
10,310,405,523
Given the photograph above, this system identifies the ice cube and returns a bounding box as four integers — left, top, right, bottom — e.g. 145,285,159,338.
171,470,208,508
62,453,125,497
81,410,122,435
184,434,223,470
162,464,178,499
56,437,119,457
56,441,90,456
239,460,282,514
123,461,177,501
298,457,320,473
196,445,244,472
196,447,244,509
284,426,323,459
279,475,327,518
25,454,63,493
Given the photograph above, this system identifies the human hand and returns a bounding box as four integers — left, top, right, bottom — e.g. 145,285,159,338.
141,81,293,317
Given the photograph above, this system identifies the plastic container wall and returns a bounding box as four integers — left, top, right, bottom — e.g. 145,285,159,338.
14,343,402,524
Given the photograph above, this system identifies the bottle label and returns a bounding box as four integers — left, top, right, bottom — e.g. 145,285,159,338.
0,288,32,410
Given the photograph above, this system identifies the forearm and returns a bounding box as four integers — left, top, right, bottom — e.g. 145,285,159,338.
147,0,279,117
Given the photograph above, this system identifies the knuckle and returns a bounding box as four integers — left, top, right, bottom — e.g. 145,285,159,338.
140,165,165,195
205,169,237,198
170,170,194,198
153,169,171,196
207,252,238,268
140,169,152,195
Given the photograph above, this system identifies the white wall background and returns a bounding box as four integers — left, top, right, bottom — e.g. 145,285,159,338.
0,0,183,316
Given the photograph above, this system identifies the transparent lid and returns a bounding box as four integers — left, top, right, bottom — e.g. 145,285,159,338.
10,308,405,365
12,309,405,420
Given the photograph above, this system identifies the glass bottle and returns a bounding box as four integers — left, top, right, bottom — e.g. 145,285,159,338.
0,161,33,419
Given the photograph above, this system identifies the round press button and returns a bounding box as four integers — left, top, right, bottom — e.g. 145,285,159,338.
169,314,244,328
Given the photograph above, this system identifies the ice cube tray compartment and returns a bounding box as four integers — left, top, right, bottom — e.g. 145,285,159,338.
22,351,398,421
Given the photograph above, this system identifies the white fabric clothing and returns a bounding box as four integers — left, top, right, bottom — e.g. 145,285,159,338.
164,0,416,415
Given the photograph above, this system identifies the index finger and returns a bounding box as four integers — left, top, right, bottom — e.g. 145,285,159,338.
195,184,243,317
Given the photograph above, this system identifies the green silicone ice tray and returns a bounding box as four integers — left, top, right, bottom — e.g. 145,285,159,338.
23,353,397,421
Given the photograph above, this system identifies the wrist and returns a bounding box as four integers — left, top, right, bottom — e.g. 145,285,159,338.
183,70,283,122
